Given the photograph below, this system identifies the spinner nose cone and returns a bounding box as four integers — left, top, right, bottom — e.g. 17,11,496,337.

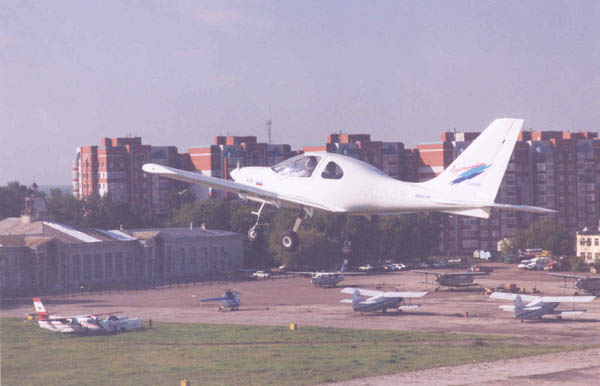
230,168,241,181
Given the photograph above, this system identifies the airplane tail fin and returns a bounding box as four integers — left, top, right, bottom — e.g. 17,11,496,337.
339,259,348,273
421,118,523,216
352,290,365,311
32,297,49,320
513,295,525,316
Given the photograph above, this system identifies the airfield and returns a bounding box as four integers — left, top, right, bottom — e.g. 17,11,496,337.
3,263,600,384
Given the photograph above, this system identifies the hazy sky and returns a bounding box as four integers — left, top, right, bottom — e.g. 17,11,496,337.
1,0,599,185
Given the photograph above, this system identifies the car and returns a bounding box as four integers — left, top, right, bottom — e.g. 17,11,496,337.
252,270,271,278
384,263,406,271
468,265,494,273
358,264,374,272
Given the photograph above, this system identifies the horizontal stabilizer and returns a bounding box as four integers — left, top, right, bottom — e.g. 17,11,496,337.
398,304,421,310
441,208,490,219
560,310,586,316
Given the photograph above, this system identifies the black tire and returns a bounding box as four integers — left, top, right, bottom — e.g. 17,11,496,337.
247,228,259,242
280,230,299,251
108,315,118,321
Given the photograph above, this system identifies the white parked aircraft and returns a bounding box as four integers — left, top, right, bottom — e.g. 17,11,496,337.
340,287,427,314
32,298,142,333
143,118,555,250
489,292,596,322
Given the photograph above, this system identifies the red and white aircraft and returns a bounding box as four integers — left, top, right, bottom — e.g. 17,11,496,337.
143,118,555,251
32,298,142,334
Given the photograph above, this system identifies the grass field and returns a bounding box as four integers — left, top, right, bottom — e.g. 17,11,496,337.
1,317,581,385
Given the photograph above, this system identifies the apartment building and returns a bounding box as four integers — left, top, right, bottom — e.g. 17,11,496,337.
72,137,190,214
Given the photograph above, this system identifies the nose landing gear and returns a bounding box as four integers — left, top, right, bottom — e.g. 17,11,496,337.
247,201,267,242
246,202,313,251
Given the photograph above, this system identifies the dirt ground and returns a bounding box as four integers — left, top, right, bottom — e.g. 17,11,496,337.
3,263,600,385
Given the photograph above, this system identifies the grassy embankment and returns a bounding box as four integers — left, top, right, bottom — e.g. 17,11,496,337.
1,318,582,385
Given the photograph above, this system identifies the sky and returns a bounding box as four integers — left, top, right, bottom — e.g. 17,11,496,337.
1,0,600,185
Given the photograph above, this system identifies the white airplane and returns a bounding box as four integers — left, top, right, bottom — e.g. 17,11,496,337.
197,290,241,311
143,118,555,251
32,297,142,333
288,259,359,287
340,287,427,314
489,292,596,322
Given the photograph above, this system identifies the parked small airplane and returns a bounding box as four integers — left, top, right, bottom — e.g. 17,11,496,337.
489,292,596,322
32,297,142,334
288,259,360,287
340,287,427,314
548,273,600,295
412,270,488,289
143,118,555,251
198,290,241,311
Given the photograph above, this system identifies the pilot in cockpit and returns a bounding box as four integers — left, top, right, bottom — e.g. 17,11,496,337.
300,156,318,177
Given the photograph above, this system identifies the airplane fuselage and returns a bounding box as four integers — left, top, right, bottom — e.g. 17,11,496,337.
311,273,344,287
353,296,404,313
515,302,560,320
578,278,600,294
230,154,454,215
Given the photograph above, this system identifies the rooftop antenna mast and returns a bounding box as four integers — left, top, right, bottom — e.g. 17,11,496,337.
266,105,272,144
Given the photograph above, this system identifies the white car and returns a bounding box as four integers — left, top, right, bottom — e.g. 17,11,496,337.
252,270,271,278
358,264,374,271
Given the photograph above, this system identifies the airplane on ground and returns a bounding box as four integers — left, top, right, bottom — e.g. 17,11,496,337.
198,290,241,311
143,118,555,251
32,298,142,334
288,259,360,287
412,270,488,290
340,287,427,314
489,292,596,322
548,273,600,295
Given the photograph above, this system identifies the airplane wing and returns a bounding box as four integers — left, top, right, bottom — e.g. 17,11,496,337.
548,273,586,280
340,288,382,297
539,296,596,303
142,164,339,212
489,292,541,302
383,291,427,298
443,272,488,276
411,270,441,275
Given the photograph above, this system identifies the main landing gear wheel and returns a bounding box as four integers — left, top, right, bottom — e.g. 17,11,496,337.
280,230,299,251
247,227,259,242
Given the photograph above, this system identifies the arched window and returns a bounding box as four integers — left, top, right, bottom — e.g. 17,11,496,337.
321,161,343,180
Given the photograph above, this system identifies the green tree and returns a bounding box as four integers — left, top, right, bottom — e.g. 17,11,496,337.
0,182,28,219
512,219,574,256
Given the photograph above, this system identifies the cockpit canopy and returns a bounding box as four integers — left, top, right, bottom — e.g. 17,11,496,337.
271,155,322,177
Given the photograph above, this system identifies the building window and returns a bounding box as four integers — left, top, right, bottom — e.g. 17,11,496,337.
94,254,103,279
72,255,81,282
116,253,123,277
105,253,113,279
595,239,599,246
83,254,92,281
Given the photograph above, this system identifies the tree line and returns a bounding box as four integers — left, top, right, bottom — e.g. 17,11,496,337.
1,181,586,270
